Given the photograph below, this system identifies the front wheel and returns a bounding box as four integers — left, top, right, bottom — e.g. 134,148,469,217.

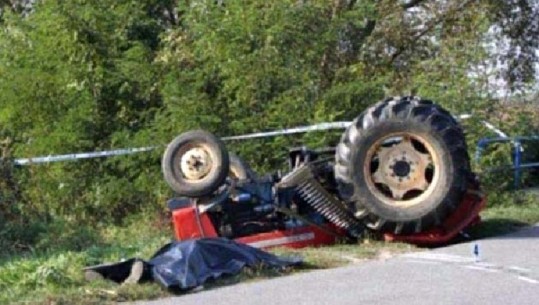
162,130,230,197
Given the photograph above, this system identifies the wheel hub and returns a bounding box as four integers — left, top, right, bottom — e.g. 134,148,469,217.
180,147,212,180
393,161,411,177
368,134,435,204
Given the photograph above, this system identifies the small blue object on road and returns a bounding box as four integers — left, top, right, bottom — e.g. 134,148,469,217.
473,243,480,262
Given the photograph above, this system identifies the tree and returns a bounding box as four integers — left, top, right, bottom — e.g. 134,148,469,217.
0,0,168,221
483,0,539,91
155,1,486,163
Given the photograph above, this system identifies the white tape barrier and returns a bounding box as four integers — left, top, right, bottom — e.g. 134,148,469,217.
457,113,508,137
14,146,156,166
221,121,352,141
12,115,505,166
13,122,351,166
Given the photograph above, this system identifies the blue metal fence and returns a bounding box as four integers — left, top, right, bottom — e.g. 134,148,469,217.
475,136,539,189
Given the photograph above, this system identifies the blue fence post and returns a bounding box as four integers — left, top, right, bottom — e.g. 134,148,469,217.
476,136,539,190
475,138,488,163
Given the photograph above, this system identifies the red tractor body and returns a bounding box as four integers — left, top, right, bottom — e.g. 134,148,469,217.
163,97,486,249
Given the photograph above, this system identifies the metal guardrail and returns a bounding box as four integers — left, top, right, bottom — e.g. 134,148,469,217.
475,136,539,189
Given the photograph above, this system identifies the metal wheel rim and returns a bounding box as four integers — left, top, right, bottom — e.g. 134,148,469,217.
363,132,441,208
176,142,215,181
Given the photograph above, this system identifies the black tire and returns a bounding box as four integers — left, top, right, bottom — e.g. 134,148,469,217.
335,96,471,234
229,153,257,181
162,130,230,197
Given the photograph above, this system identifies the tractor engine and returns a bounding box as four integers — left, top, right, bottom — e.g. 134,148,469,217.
214,179,285,238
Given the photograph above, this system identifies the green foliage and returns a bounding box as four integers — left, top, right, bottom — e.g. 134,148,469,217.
469,103,539,191
0,0,537,252
0,0,167,225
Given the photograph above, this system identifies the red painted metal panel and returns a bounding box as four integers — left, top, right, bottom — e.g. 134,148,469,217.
171,190,486,248
235,225,339,249
171,204,338,249
172,205,218,240
383,191,486,245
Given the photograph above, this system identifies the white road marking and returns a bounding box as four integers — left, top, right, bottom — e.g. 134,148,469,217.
464,265,500,273
402,252,539,283
517,276,539,284
508,266,531,274
475,262,498,269
403,259,442,265
402,252,475,263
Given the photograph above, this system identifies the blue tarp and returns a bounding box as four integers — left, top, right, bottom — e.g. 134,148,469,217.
84,238,302,290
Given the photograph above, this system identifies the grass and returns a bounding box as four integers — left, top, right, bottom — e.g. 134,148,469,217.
1,190,538,305
465,191,539,239
0,215,173,305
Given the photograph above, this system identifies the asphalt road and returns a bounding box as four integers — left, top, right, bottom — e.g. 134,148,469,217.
134,225,539,305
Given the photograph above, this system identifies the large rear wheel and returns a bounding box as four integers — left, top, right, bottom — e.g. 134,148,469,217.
335,96,472,234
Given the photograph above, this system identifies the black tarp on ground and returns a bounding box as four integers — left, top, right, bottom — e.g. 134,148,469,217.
83,238,302,289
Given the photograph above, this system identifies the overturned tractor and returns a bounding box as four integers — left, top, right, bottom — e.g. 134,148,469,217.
162,96,485,248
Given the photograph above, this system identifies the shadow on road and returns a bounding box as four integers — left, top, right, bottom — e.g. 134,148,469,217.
464,218,537,240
